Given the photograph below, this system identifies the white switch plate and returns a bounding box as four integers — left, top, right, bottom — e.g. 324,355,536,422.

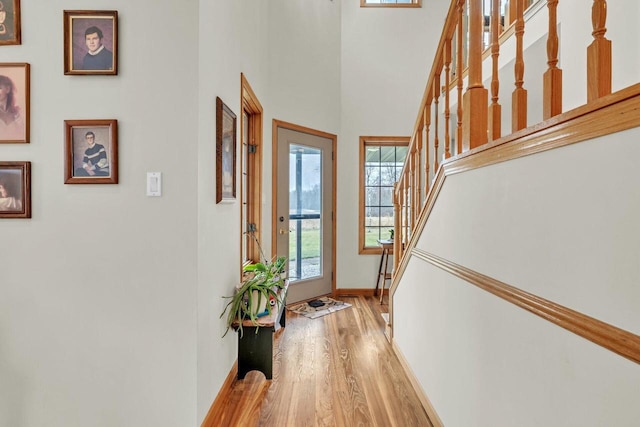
147,172,162,196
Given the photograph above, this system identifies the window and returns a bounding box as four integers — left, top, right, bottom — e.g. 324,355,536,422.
240,74,263,270
360,0,421,7
359,136,409,254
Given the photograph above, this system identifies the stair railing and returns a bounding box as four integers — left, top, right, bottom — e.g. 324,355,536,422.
392,0,612,281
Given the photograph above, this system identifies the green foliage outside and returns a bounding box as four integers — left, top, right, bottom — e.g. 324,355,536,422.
288,229,321,261
364,226,394,247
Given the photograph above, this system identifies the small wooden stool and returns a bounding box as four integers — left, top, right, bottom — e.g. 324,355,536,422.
375,239,393,304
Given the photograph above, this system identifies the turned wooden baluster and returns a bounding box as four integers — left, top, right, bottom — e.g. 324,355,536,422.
400,180,406,256
463,0,489,150
393,182,401,267
413,147,419,224
507,0,516,27
417,118,425,204
397,181,403,253
456,0,465,155
587,0,611,102
489,0,502,140
415,132,422,209
512,0,527,131
433,73,441,172
444,38,452,159
543,0,562,119
405,152,411,232
424,103,431,193
403,171,410,242
409,149,416,229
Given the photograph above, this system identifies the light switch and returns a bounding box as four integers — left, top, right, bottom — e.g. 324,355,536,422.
147,172,162,196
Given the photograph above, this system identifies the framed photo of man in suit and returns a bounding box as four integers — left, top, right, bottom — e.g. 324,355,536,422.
63,10,118,75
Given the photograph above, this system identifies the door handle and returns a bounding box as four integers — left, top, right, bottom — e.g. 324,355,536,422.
279,228,288,235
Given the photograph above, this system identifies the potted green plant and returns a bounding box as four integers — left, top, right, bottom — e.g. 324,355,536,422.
220,255,287,337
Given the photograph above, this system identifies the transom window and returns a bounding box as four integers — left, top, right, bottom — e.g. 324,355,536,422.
360,0,421,8
359,136,409,254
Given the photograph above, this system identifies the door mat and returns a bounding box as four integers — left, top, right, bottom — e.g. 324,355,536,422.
287,297,352,319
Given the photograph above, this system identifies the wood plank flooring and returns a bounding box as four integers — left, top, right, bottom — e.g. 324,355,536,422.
215,296,433,427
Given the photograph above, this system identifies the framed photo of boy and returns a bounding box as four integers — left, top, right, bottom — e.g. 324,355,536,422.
0,0,21,45
64,119,118,184
0,161,30,218
0,63,29,143
216,97,236,204
63,10,118,75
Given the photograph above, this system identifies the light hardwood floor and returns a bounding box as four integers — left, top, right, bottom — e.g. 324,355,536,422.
216,295,433,427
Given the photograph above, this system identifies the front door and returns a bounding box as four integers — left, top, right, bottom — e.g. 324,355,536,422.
275,122,335,303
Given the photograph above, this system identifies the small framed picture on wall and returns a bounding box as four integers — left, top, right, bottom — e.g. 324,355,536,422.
216,97,237,204
63,10,118,75
64,119,118,184
0,62,29,143
0,161,30,218
0,0,21,46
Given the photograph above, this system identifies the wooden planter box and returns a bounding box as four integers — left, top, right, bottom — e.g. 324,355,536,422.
232,281,289,380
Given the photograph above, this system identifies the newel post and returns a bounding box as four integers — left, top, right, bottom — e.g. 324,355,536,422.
587,0,611,102
462,0,489,151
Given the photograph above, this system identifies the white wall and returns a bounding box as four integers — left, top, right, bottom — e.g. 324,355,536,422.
339,0,450,289
267,0,341,134
0,1,199,426
264,0,342,254
394,126,640,426
196,1,270,422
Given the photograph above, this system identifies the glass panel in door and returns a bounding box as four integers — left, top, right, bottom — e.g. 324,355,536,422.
288,144,322,282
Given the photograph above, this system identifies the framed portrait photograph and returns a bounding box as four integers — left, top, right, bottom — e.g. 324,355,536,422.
0,161,30,218
216,97,237,204
64,119,118,184
63,10,118,75
0,63,29,143
0,0,21,45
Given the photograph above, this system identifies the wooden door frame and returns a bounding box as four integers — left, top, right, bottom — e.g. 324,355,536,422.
272,119,337,296
240,73,263,275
